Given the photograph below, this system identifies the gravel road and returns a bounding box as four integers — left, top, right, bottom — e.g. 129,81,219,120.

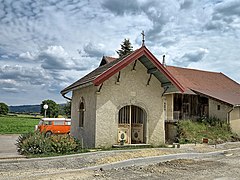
0,142,240,180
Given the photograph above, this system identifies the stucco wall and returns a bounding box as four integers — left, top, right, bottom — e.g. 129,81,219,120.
95,61,165,148
230,107,240,135
71,85,97,148
209,99,231,121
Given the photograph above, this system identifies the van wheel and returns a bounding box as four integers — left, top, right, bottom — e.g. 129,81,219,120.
45,131,52,137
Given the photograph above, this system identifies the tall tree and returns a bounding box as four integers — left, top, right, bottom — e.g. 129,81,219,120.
116,38,133,58
40,100,59,118
0,102,9,115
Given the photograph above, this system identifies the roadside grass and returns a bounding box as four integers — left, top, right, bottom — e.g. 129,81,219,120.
0,115,39,134
178,120,240,144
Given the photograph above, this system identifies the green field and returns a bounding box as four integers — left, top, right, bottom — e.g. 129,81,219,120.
0,115,40,134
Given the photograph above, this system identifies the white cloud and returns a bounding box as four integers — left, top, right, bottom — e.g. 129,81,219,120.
83,42,105,57
0,0,239,105
0,65,51,85
19,51,35,60
38,45,91,72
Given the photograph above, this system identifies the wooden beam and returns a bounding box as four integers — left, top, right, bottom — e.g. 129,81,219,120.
117,71,121,82
147,74,152,85
162,86,169,96
132,60,137,71
147,67,157,74
161,82,172,87
97,83,103,93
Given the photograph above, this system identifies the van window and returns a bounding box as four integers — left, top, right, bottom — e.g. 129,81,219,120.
54,121,65,125
65,121,71,125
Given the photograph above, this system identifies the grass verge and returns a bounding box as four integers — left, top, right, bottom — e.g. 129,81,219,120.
0,115,39,134
178,120,240,144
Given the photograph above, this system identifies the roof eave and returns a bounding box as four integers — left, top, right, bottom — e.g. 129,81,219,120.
61,81,93,96
190,89,235,106
93,46,185,93
142,48,185,93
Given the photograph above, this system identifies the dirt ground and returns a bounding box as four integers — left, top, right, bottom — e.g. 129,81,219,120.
34,149,240,180
0,142,240,180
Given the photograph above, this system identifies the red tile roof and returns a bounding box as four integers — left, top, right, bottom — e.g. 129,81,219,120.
99,56,117,66
61,46,185,95
166,66,240,105
104,56,117,63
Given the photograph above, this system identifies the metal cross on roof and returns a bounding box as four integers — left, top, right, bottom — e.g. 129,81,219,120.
141,30,145,46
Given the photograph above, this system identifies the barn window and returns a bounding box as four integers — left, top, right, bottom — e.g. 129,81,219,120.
79,101,85,127
217,105,220,110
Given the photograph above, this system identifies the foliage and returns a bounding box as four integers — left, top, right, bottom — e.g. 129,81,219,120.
197,116,224,126
40,99,59,118
0,102,9,115
177,119,240,144
0,115,39,134
116,38,133,58
16,132,82,155
62,101,71,118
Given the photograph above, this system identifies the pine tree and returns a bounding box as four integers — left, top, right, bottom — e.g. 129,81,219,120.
116,38,133,58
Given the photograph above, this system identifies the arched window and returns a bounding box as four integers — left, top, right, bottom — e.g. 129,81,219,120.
118,105,145,125
79,100,85,127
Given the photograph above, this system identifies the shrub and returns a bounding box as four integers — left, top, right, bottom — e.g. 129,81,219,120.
0,102,9,115
50,135,80,154
16,132,81,155
197,116,223,126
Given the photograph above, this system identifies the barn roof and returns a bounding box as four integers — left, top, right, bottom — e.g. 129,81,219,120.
61,46,185,95
99,56,117,66
166,66,240,105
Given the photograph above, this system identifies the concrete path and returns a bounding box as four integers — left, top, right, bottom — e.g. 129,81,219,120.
0,135,24,159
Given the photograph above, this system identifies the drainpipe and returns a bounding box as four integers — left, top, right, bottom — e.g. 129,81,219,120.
62,93,72,101
227,106,234,125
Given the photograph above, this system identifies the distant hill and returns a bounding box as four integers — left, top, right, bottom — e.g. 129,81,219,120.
9,105,41,113
9,104,66,114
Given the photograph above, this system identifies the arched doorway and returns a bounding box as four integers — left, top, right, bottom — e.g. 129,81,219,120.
118,105,146,144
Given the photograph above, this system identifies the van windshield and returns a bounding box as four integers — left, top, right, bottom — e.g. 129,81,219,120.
44,121,52,125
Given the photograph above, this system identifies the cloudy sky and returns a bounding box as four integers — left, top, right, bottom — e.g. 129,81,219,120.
0,0,240,105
